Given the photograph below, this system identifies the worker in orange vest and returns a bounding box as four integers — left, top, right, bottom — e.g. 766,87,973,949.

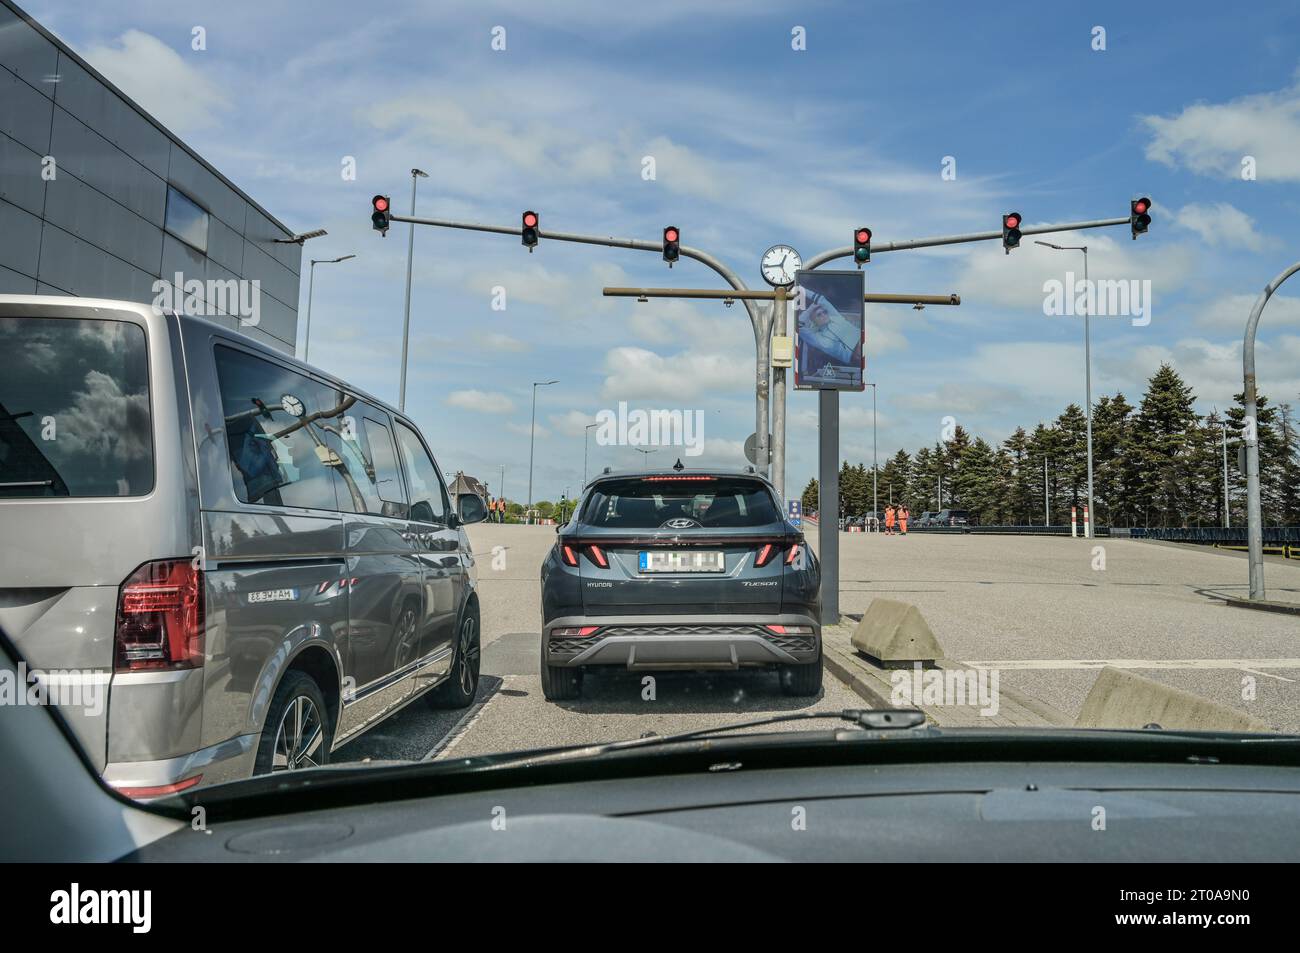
884,504,896,536
899,505,910,535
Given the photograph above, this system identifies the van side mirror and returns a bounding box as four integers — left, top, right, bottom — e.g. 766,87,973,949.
458,492,487,525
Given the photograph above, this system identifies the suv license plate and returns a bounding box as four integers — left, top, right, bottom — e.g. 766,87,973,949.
639,551,725,573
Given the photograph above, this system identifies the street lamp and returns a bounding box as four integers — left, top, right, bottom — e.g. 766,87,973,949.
1036,240,1094,537
865,381,878,520
1210,409,1230,529
527,379,559,519
302,253,356,362
398,167,429,412
583,421,599,487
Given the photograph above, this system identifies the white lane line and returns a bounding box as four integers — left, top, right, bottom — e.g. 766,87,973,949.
421,677,506,762
1241,668,1298,684
963,658,1300,671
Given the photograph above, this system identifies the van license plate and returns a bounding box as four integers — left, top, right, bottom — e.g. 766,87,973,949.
639,551,725,573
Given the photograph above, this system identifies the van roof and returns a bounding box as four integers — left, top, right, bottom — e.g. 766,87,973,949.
0,294,405,424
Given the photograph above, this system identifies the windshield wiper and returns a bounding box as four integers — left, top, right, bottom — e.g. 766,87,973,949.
491,708,928,766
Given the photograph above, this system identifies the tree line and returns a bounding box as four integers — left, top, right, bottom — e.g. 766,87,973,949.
801,363,1300,528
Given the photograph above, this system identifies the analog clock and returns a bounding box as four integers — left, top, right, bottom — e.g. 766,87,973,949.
760,244,802,287
280,394,305,417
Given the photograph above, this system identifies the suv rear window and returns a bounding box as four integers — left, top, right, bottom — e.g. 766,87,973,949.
581,476,782,529
0,317,153,498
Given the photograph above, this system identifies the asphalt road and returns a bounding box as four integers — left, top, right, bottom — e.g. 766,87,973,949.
809,525,1300,732
335,522,1300,766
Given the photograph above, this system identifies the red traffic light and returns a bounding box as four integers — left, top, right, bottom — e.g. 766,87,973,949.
1004,213,1021,229
523,211,538,228
373,196,389,212
664,227,679,243
855,228,871,243
1134,198,1150,214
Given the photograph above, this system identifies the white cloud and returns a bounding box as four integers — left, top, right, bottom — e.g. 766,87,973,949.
952,231,1200,318
548,409,599,436
1141,80,1300,181
447,389,515,414
1172,202,1265,251
1193,292,1300,331
81,30,230,136
474,332,530,353
600,346,753,401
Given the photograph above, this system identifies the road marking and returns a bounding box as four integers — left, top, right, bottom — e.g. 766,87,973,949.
1240,668,1298,684
421,678,503,761
963,658,1300,672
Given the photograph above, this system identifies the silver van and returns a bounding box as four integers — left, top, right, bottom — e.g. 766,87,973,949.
0,295,487,796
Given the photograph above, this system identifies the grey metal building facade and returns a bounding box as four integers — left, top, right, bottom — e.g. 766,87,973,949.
0,0,300,353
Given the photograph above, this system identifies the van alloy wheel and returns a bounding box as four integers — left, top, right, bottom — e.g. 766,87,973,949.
273,695,324,771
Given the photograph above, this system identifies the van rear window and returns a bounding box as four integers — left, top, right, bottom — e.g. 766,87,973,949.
0,317,153,498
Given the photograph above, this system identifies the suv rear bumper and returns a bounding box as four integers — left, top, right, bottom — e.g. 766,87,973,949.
543,613,820,670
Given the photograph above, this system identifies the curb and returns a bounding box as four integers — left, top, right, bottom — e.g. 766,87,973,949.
1222,596,1300,616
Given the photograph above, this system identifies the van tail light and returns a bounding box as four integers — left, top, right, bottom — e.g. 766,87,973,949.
115,560,205,672
586,544,609,568
785,543,803,566
754,543,777,567
560,544,579,567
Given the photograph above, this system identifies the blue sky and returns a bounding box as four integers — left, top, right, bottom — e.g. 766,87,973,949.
28,0,1300,501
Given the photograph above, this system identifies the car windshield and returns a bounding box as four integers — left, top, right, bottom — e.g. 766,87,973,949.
2,0,1299,871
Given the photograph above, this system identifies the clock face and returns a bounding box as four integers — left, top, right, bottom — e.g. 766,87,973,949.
761,244,802,287
280,394,305,418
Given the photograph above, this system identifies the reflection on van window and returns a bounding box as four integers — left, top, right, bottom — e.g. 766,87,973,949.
394,420,447,524
0,317,153,498
214,346,341,511
320,395,408,519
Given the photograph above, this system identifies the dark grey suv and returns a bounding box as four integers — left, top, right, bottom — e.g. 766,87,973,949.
539,466,821,700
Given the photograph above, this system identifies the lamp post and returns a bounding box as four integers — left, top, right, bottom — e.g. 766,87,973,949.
583,422,598,487
1036,241,1094,537
865,381,878,519
527,379,559,520
398,167,429,412
301,254,355,362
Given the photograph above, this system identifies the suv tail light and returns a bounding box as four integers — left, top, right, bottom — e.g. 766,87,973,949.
560,544,580,567
585,544,609,568
754,543,778,567
785,543,803,566
115,560,205,672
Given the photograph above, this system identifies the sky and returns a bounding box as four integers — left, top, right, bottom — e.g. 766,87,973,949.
25,0,1300,503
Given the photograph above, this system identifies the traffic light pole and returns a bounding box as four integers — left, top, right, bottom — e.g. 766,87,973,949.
801,216,1130,270
386,211,775,482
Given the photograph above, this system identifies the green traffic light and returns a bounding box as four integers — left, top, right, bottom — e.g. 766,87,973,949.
855,248,870,262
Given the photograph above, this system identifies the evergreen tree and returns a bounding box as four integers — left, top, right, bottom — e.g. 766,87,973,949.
1129,364,1199,527
801,477,818,512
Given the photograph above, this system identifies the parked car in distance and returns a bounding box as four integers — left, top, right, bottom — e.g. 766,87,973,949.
539,466,822,701
0,295,487,798
916,511,938,527
936,509,973,527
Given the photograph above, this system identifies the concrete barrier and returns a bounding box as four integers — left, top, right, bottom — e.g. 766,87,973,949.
1075,666,1272,732
849,598,944,667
